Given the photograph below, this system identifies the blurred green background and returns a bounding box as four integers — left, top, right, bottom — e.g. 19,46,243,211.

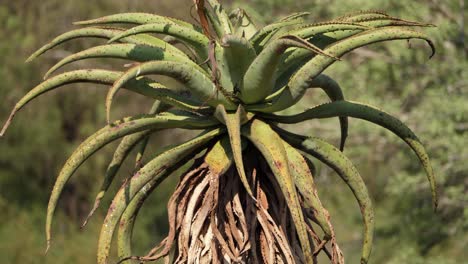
0,0,466,263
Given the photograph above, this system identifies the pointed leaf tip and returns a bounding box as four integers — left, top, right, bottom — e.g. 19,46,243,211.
45,240,50,255
81,198,101,229
1,110,17,137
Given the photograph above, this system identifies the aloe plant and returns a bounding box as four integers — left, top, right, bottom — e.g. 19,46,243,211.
1,1,438,263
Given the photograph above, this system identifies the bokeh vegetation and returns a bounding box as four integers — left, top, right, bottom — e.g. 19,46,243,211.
0,0,466,263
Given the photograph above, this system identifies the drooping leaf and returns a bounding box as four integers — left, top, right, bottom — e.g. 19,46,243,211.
105,60,235,123
264,100,438,209
45,112,219,251
74,12,197,30
0,70,211,137
276,127,374,264
44,43,194,79
282,140,333,239
242,119,314,263
108,23,210,59
268,27,435,112
214,105,254,198
26,27,174,62
97,128,224,264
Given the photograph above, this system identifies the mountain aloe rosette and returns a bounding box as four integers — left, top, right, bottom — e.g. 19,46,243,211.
1,1,438,263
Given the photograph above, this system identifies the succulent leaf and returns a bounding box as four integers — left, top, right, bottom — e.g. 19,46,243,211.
220,34,257,92
98,128,224,264
105,60,235,123
73,12,196,29
282,140,333,239
242,119,314,263
277,127,374,264
264,100,438,209
43,43,194,79
214,105,254,198
250,20,303,51
242,35,335,104
206,0,233,35
108,22,210,58
3,3,439,263
82,130,153,228
26,27,170,62
228,8,258,39
46,112,219,250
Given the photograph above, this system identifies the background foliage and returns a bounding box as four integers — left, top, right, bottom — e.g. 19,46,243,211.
0,0,466,263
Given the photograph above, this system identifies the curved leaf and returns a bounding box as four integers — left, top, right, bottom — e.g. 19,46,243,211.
214,105,254,198
204,136,236,175
242,35,337,104
249,20,303,51
106,61,235,123
264,100,438,209
91,103,169,226
108,23,210,59
278,128,374,264
206,0,232,35
82,130,152,228
289,22,368,40
228,8,258,39
282,140,333,239
97,128,224,264
241,119,314,263
26,27,171,62
279,12,311,22
45,112,219,251
276,18,434,81
74,12,197,30
0,70,210,136
44,43,193,79
117,158,196,263
256,74,349,150
220,34,257,92
269,27,435,112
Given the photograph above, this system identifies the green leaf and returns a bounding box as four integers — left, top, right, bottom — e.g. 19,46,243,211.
214,105,254,198
97,128,224,264
277,127,374,264
45,112,219,251
276,18,434,81
105,60,234,123
278,12,311,22
74,12,197,30
242,35,336,104
228,8,258,39
249,20,303,51
264,100,438,209
288,22,369,40
26,27,171,62
205,136,237,176
282,140,333,239
82,130,152,228
206,0,233,34
116,159,195,263
0,70,210,137
241,119,314,263
108,23,210,59
43,43,193,79
270,27,435,112
255,74,349,150
220,34,257,93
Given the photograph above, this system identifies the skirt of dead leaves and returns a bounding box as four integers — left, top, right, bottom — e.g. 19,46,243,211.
125,151,344,264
